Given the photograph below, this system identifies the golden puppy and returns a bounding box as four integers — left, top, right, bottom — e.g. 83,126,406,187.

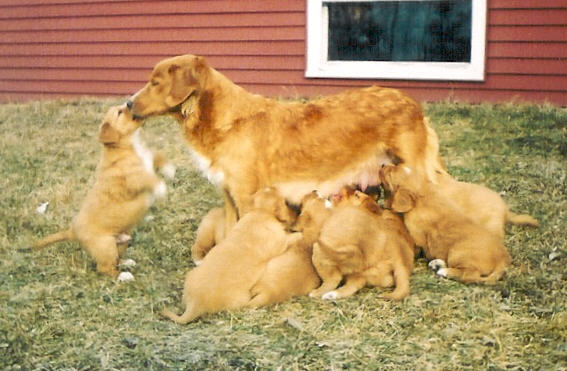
437,172,538,238
30,105,174,281
127,54,446,234
298,193,414,301
162,188,304,324
380,165,511,284
422,118,537,237
190,207,226,265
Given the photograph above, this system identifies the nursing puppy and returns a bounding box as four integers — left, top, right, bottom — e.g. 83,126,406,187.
162,188,305,324
127,54,446,235
30,105,174,281
191,207,225,265
380,165,511,284
298,191,414,301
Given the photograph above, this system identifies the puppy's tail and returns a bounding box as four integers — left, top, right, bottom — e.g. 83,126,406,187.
380,261,411,301
161,303,200,325
507,211,539,228
30,229,74,251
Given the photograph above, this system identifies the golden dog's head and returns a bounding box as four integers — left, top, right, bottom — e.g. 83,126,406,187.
379,165,421,214
252,187,298,226
127,54,209,118
98,104,142,146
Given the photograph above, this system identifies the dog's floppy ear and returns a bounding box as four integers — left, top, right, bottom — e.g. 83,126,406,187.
98,122,119,144
390,189,415,213
165,56,209,108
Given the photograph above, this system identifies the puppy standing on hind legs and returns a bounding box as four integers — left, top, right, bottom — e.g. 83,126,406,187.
29,104,175,281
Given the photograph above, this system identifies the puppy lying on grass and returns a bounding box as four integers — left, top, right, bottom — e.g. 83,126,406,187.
295,188,414,301
381,165,510,284
29,105,174,281
162,188,319,324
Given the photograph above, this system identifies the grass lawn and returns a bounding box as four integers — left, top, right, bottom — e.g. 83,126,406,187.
0,97,565,370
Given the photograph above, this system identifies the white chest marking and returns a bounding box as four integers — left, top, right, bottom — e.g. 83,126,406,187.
132,130,155,175
189,149,225,186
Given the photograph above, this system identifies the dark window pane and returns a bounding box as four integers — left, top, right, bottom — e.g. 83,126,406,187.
327,1,472,62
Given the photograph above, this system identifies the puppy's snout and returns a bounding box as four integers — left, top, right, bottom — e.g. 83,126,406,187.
126,100,133,110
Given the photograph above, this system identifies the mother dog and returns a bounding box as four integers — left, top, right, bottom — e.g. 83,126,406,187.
127,54,444,230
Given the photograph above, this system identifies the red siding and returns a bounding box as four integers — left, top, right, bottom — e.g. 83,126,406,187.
0,0,566,105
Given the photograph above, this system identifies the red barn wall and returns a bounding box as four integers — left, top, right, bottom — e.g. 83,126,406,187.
0,0,566,105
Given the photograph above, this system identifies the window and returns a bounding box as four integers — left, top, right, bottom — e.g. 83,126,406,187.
306,0,487,81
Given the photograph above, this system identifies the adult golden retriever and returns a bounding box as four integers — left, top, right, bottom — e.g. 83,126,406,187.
127,54,445,231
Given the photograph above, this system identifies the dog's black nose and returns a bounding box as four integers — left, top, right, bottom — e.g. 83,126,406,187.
126,100,133,110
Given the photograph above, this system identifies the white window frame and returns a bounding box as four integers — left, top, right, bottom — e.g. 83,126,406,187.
306,0,487,81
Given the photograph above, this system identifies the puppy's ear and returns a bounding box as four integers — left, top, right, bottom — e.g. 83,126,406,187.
166,56,209,108
98,122,119,144
391,189,415,213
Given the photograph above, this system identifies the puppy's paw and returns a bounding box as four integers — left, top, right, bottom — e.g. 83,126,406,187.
161,163,176,180
193,259,203,266
436,268,449,278
117,271,135,282
154,181,167,199
428,259,447,272
119,258,136,268
322,291,339,300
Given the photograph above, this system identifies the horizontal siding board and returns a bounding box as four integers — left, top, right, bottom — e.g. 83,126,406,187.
489,26,567,42
1,26,305,43
0,0,305,15
487,59,567,75
0,12,305,31
487,42,567,58
0,41,306,57
0,55,306,70
489,9,567,26
0,1,305,18
490,0,567,9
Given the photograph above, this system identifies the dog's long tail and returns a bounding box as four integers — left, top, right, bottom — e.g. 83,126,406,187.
161,302,200,325
380,260,411,301
507,211,539,228
31,229,74,250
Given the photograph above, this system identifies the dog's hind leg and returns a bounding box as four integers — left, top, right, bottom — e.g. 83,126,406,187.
82,235,120,279
322,273,366,300
380,263,410,300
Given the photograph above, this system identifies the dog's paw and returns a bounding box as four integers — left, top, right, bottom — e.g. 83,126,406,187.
436,268,449,278
193,259,203,266
161,163,176,180
117,271,135,282
428,259,447,272
116,233,132,244
154,181,167,199
119,258,136,268
322,291,339,301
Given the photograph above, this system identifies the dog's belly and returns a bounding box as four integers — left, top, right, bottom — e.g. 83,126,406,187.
276,153,391,204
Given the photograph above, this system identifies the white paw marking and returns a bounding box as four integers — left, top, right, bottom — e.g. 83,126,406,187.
437,268,448,278
403,166,412,174
154,181,167,199
161,163,176,180
324,199,333,209
119,258,136,267
116,233,132,244
322,291,339,300
428,259,447,272
193,259,203,266
117,271,135,282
